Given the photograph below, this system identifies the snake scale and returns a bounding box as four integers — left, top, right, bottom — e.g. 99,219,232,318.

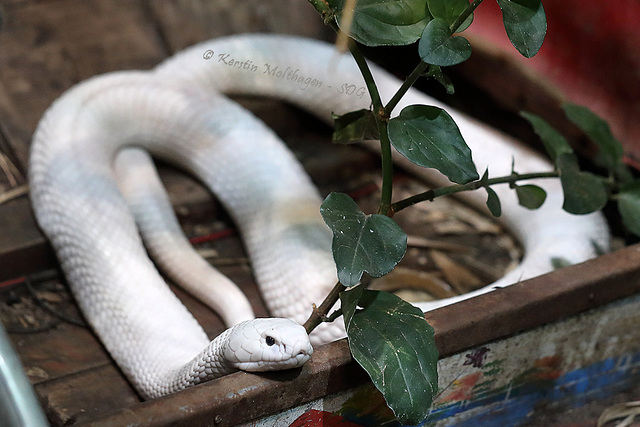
29,34,610,398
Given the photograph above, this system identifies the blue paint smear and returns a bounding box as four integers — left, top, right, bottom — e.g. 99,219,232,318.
421,352,640,427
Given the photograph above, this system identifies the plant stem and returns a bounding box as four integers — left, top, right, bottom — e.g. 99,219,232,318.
377,123,395,215
303,281,346,334
348,43,394,215
391,171,559,213
450,0,485,33
348,43,384,115
385,62,429,115
306,0,334,22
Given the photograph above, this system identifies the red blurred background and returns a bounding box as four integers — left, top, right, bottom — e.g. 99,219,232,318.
466,0,640,165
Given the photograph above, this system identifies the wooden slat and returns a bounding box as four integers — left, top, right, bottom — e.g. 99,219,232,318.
0,0,330,169
14,322,110,385
0,0,168,168
147,0,330,53
0,197,54,281
37,364,141,426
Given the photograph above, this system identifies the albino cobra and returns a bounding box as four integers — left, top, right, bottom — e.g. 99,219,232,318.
29,34,610,398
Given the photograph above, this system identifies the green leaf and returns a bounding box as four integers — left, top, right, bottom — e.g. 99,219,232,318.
387,105,478,184
521,112,608,214
329,0,430,46
557,154,608,215
562,103,627,174
427,0,474,32
424,65,455,94
485,186,502,217
520,111,573,161
617,182,640,237
340,284,365,332
320,193,407,286
496,0,546,58
341,287,439,425
418,17,472,66
515,184,547,209
332,109,380,144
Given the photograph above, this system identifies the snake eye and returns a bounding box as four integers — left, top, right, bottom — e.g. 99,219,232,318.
265,336,276,346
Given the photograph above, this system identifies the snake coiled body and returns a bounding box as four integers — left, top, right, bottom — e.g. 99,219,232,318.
29,34,609,398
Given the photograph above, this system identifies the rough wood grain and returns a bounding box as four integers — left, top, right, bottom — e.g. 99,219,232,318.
0,197,54,281
37,364,141,426
147,0,331,53
0,0,167,168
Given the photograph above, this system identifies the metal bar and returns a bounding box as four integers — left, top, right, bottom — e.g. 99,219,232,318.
0,323,49,427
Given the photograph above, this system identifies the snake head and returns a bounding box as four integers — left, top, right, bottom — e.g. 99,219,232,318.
224,318,313,372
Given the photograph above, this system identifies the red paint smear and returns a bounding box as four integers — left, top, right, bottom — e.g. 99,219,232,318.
442,371,484,402
188,228,236,245
529,355,563,381
0,276,26,289
534,355,562,369
467,0,640,157
289,409,364,427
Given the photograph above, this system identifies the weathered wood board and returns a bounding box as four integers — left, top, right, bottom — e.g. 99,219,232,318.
248,292,640,427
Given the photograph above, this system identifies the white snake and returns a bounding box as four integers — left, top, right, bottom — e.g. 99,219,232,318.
28,34,610,399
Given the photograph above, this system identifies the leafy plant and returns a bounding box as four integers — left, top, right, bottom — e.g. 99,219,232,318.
303,0,639,424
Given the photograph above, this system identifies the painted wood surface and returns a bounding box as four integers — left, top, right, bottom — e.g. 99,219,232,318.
247,294,640,426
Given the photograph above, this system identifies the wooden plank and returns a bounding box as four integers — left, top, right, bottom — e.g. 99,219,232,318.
147,0,330,53
37,364,141,426
0,0,167,168
13,322,110,385
81,340,366,427
248,292,640,427
0,197,54,281
0,0,330,173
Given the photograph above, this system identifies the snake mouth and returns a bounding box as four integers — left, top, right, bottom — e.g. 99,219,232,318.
291,349,313,365
237,348,313,372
